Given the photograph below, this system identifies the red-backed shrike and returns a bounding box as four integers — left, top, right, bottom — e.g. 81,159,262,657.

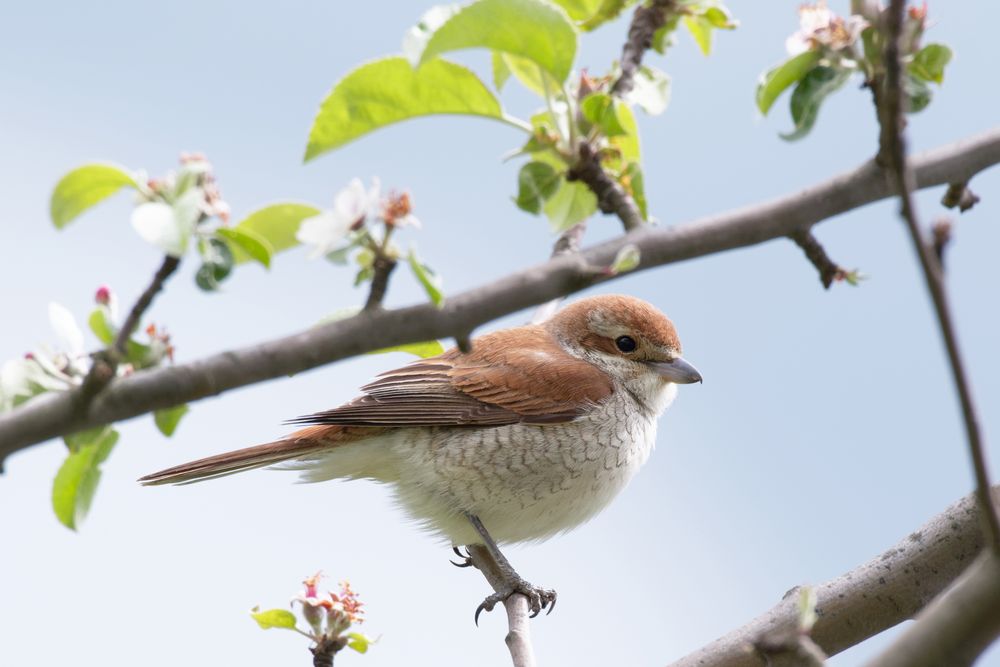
141,295,701,618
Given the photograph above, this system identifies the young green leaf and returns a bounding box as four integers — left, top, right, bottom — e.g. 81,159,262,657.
408,249,445,307
250,607,298,631
306,57,504,160
417,0,577,84
87,307,116,345
370,340,446,359
501,52,558,97
579,0,635,31
780,66,851,141
904,73,932,113
609,243,640,274
544,180,597,232
580,93,628,137
217,226,274,269
756,51,821,115
492,51,512,90
347,632,375,654
515,161,561,214
683,15,713,55
232,203,321,263
909,43,952,84
50,164,138,229
154,404,189,437
52,427,119,530
621,161,647,220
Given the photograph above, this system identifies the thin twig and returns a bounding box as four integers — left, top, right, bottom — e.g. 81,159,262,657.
788,228,850,289
76,254,180,405
566,142,644,230
878,0,1000,554
363,256,397,311
114,255,181,357
611,0,677,97
2,128,1000,461
941,181,980,212
466,545,536,667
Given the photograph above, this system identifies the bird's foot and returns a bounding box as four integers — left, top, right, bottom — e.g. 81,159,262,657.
474,576,557,625
450,546,476,568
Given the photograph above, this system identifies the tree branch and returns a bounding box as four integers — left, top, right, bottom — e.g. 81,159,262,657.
862,551,1000,667
611,0,677,98
668,487,994,667
466,545,536,667
876,0,1000,555
567,142,644,230
362,255,397,311
114,255,181,358
788,228,851,289
2,128,999,462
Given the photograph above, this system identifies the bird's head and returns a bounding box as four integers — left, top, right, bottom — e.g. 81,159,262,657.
544,295,702,393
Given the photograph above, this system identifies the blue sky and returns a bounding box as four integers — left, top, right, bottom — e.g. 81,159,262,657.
2,2,999,666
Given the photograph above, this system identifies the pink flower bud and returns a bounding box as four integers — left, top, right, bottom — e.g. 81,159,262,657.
95,285,113,305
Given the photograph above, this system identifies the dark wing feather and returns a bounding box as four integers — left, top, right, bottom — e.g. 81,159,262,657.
288,327,613,428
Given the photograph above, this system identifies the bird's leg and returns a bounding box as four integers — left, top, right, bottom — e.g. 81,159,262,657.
463,513,557,624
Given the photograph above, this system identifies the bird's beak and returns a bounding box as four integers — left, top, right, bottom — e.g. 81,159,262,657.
646,357,703,384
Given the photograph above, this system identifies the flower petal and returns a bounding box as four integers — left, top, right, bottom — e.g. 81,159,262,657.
130,202,187,257
296,210,352,259
48,303,85,357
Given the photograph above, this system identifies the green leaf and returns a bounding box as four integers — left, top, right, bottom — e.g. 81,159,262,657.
50,164,138,229
306,57,504,160
154,404,189,437
195,238,235,291
408,249,444,307
780,66,851,141
622,161,647,220
492,51,511,90
250,607,298,630
87,307,116,345
756,51,821,115
608,103,640,167
904,73,932,113
515,161,561,214
52,427,118,530
579,0,635,31
233,203,321,263
501,52,556,97
580,93,628,137
217,226,273,269
347,632,375,654
370,340,446,359
909,43,952,84
683,15,713,56
543,180,597,232
418,0,577,84
651,14,682,54
609,243,640,274
703,6,738,29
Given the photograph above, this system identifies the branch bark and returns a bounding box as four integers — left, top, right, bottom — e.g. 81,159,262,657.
1,128,999,462
668,487,994,667
466,545,536,667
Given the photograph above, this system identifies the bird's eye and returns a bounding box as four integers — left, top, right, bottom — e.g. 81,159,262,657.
615,336,637,353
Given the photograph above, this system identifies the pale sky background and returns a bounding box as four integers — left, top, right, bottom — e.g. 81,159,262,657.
2,2,999,666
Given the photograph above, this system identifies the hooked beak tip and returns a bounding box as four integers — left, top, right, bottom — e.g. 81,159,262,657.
647,357,703,385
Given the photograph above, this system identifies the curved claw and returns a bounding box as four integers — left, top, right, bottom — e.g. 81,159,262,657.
450,546,475,568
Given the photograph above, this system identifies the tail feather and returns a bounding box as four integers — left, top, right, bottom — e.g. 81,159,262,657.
138,425,379,486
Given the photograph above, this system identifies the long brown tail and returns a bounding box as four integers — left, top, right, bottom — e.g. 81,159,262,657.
138,425,369,486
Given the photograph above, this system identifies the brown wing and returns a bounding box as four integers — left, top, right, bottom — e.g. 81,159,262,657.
288,326,613,428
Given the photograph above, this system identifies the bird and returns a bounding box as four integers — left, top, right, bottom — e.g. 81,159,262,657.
140,294,701,620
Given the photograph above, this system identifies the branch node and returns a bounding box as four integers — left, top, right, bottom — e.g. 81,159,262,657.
789,228,855,289
567,142,643,230
931,217,953,266
941,181,980,213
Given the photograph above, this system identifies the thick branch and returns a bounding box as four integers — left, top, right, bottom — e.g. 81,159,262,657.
668,488,993,667
531,222,588,324
877,0,1000,554
862,551,1000,667
466,545,536,667
1,128,999,461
